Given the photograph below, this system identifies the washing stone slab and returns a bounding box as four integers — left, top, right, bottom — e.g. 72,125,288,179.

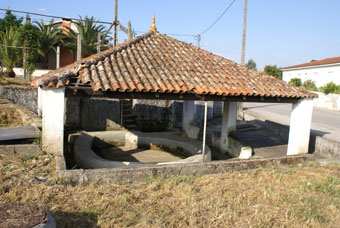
0,126,40,142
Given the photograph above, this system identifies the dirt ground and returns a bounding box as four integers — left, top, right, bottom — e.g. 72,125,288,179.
1,151,339,228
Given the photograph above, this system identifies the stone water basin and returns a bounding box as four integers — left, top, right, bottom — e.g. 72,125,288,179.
74,130,211,169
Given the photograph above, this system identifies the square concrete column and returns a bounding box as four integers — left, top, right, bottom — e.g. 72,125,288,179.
41,88,65,155
287,98,313,155
182,100,199,139
220,101,238,153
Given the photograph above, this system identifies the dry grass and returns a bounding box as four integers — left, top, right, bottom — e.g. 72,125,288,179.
1,153,339,228
0,77,30,87
0,107,26,127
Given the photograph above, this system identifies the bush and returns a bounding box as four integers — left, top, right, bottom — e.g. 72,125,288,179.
302,79,317,91
319,82,340,94
289,78,302,87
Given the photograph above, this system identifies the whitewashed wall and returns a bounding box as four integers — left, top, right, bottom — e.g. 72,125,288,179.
313,92,340,112
282,64,340,87
12,68,50,78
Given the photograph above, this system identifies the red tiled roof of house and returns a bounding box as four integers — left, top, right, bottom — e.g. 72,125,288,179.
31,31,316,99
282,56,340,70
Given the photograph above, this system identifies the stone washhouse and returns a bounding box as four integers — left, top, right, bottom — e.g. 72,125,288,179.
31,19,317,168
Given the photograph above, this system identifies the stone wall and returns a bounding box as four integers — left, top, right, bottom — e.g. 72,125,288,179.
0,86,38,114
0,86,220,132
65,97,121,131
132,99,184,131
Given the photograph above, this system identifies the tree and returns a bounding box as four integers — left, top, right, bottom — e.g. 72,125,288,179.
263,65,282,80
245,59,257,70
0,27,20,77
0,10,23,32
17,23,39,77
34,20,63,68
63,16,109,58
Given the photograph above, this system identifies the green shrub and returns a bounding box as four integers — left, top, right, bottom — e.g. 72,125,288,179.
289,78,302,87
319,82,340,94
302,79,317,91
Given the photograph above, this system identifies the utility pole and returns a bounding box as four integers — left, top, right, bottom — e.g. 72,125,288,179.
23,13,31,80
113,0,118,46
240,0,248,65
197,34,201,48
239,0,248,113
128,20,132,40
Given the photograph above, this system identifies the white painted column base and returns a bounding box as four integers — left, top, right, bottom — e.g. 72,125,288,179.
41,88,65,156
220,101,238,153
287,98,314,155
182,100,199,139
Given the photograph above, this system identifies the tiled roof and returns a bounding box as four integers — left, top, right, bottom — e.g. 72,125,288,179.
31,31,316,99
282,56,340,70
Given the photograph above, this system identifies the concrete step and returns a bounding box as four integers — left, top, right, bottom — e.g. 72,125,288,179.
0,144,41,156
0,126,40,142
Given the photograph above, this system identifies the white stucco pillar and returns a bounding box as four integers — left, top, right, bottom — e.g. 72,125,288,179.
182,100,199,139
37,87,42,116
287,98,314,155
220,101,238,153
41,88,65,155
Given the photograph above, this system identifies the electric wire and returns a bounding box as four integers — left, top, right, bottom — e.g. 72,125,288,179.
200,0,236,35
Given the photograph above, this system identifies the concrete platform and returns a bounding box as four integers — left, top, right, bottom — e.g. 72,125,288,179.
207,118,289,160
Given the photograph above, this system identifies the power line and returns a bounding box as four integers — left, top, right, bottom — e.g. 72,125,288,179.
200,0,236,35
0,8,113,25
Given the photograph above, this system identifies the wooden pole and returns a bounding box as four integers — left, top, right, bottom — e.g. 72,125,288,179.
113,0,118,46
23,48,26,80
128,20,132,40
97,32,101,53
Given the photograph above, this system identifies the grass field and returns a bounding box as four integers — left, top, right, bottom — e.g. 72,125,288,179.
1,152,339,227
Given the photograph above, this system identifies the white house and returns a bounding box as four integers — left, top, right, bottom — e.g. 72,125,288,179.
282,56,340,87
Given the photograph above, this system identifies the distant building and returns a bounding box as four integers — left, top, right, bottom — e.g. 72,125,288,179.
46,17,77,69
281,57,340,87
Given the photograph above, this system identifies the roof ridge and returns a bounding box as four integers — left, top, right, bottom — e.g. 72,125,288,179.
80,31,155,67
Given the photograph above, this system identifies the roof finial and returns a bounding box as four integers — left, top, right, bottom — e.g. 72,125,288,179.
150,13,157,32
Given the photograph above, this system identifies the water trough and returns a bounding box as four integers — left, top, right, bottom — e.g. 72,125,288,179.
73,130,211,169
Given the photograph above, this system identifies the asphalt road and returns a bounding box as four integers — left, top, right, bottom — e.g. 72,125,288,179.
243,102,340,142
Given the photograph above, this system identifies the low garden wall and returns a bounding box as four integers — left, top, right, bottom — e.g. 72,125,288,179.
313,92,340,112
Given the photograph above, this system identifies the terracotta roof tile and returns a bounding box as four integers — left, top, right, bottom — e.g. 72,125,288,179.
31,31,317,99
282,56,340,69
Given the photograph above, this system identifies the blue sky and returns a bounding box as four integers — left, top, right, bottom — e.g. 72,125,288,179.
1,0,340,69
